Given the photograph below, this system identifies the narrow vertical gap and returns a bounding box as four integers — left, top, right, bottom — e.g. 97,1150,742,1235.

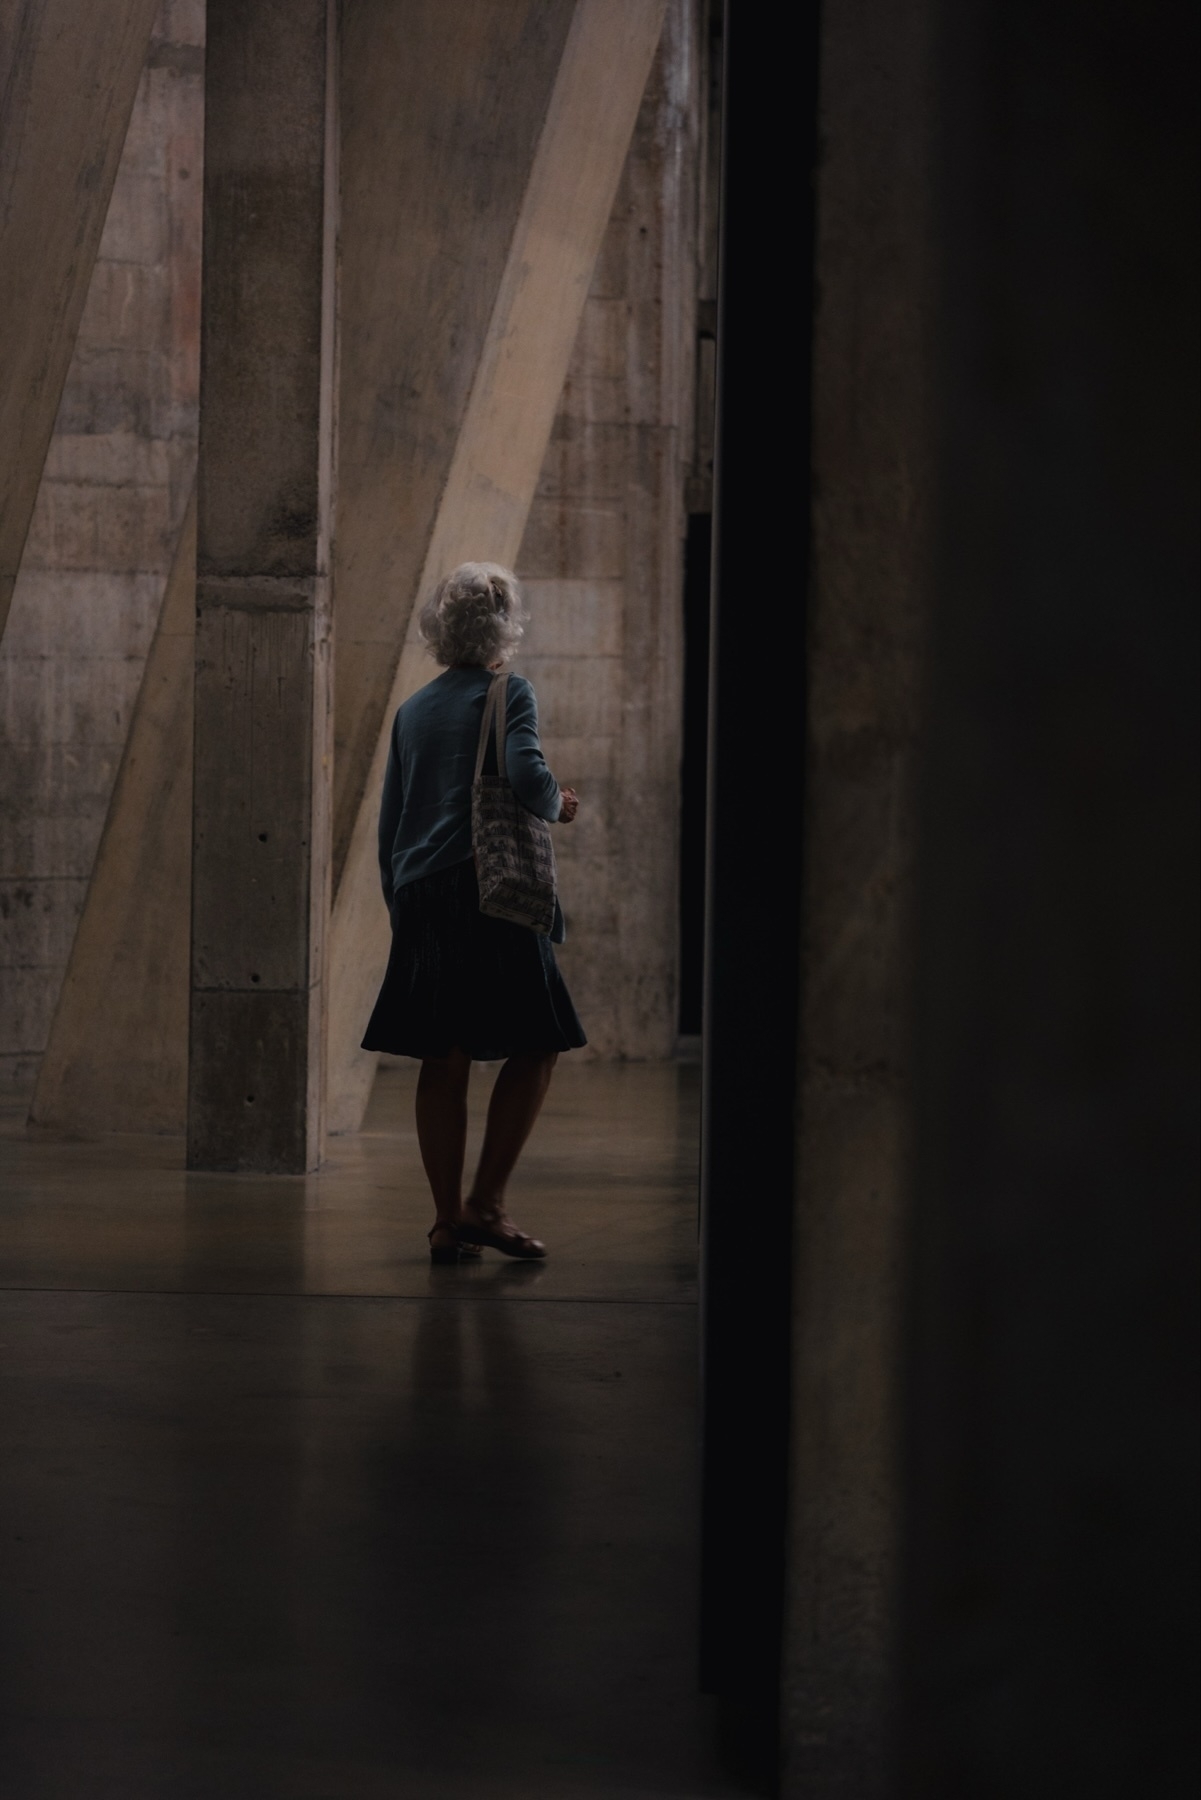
698,1,822,1790
678,510,713,1041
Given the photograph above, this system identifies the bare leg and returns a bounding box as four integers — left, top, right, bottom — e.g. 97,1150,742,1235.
415,1049,472,1231
462,1051,557,1244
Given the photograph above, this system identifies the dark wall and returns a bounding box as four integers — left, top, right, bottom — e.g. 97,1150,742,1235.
698,2,819,1789
901,2,1200,1794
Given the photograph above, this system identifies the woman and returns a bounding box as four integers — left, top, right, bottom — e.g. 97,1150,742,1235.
362,561,585,1263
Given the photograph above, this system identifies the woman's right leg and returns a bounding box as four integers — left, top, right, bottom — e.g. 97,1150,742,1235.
460,1051,557,1254
415,1049,472,1231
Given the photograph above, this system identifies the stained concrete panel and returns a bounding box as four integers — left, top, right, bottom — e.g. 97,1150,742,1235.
0,0,161,638
0,3,203,1102
0,747,127,879
188,0,336,1172
196,6,331,580
778,1,933,1792
511,5,698,1063
517,657,625,739
0,571,165,662
30,499,196,1138
191,591,329,994
0,881,88,971
519,579,627,660
518,498,629,579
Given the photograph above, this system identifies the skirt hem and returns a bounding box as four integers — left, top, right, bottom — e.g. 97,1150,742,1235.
360,859,586,1061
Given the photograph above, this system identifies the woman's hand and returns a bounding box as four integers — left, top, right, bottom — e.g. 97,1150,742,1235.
558,786,579,824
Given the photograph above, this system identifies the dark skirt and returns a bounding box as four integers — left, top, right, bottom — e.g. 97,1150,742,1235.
361,859,587,1061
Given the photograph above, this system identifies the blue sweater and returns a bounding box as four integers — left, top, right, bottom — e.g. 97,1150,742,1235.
377,665,563,915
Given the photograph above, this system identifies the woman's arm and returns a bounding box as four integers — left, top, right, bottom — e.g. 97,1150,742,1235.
504,677,567,822
377,718,404,910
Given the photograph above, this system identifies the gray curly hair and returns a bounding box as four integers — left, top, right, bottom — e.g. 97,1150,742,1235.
418,561,527,667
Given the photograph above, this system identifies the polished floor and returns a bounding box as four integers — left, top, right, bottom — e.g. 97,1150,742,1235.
0,1060,752,1799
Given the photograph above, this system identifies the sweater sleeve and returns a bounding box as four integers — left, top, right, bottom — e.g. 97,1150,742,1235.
377,715,404,910
504,676,562,822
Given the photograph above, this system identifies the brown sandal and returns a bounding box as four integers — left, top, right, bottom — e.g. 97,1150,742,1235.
427,1223,483,1264
457,1208,547,1260
428,1223,460,1265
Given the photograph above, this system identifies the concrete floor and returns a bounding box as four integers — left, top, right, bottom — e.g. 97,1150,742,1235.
0,1061,753,1800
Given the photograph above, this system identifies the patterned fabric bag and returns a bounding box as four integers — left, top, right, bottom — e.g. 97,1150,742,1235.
471,673,557,935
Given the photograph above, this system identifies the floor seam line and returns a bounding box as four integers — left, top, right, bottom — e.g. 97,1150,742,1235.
0,1285,699,1306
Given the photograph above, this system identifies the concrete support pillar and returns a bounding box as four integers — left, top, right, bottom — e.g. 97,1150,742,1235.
899,1,1198,1793
188,0,337,1172
781,4,933,1794
0,0,160,639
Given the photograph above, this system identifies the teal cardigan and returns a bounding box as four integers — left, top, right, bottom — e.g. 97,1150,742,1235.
377,666,565,933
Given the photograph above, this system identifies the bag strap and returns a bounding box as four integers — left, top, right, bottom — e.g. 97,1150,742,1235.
493,672,509,780
472,672,510,782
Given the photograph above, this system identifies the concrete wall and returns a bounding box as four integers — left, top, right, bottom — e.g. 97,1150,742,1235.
898,0,1199,1791
781,1,932,1791
2,0,697,1104
515,0,697,1059
0,1,203,1099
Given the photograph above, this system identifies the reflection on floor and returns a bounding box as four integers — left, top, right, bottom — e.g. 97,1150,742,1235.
0,1060,751,1799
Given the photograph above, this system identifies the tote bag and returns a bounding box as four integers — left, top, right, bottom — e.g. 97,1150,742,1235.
471,674,557,935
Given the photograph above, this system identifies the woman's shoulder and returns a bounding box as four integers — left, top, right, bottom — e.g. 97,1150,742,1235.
396,668,469,719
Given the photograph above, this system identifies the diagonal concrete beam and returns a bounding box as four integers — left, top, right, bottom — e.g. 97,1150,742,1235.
326,0,668,1134
0,0,160,641
332,0,578,883
29,490,196,1136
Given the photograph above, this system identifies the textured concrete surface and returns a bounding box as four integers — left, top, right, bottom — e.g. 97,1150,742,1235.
0,1061,754,1800
189,0,336,1172
331,0,578,882
2,2,696,1135
515,0,697,1060
0,1,204,1100
325,0,674,1133
0,0,161,637
779,2,933,1794
30,495,195,1135
899,1,1199,1794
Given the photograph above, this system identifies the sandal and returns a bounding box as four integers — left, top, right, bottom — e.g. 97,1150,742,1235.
427,1223,461,1265
427,1223,483,1264
457,1206,547,1260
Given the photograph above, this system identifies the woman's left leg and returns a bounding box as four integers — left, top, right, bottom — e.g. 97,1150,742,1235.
415,1049,472,1248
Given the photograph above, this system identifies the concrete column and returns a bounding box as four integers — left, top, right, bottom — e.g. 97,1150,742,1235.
780,3,934,1793
325,0,668,1133
0,0,160,640
899,1,1198,1793
188,0,337,1172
